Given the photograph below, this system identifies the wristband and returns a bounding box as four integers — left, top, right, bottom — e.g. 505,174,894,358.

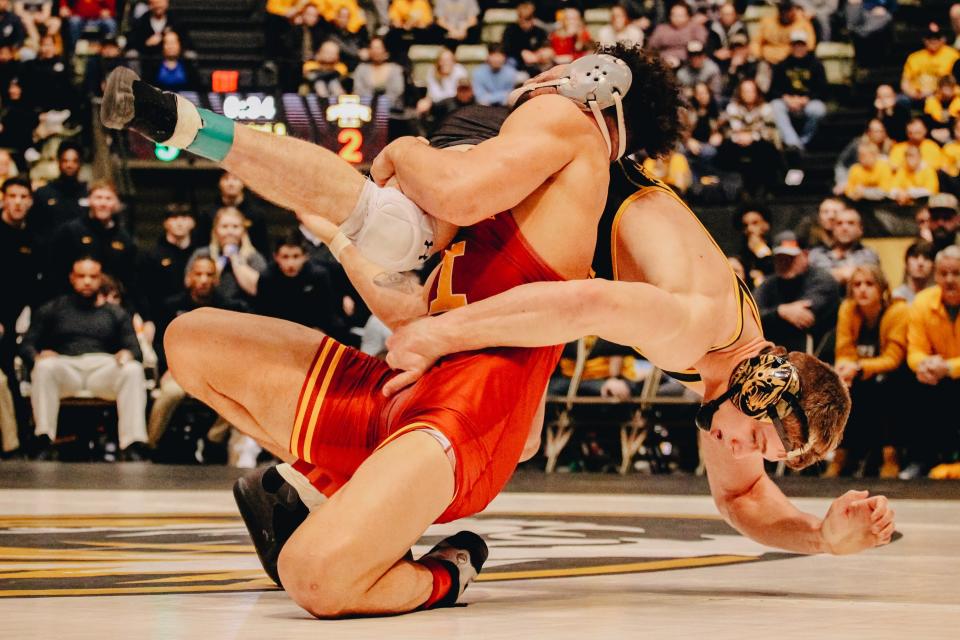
329,231,352,262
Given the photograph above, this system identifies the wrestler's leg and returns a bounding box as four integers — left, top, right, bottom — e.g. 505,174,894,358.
278,430,455,617
164,308,320,456
221,125,364,226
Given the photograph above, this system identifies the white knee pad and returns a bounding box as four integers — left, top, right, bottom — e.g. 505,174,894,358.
339,181,436,272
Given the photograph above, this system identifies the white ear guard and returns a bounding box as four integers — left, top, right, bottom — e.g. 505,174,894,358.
515,54,633,160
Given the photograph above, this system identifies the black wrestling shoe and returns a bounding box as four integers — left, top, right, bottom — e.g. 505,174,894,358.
100,67,179,142
233,465,310,588
421,531,489,608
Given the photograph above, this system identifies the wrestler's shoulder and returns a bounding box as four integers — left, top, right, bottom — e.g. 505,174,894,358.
616,188,686,224
504,93,596,134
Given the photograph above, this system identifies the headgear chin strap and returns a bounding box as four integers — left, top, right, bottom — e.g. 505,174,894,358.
695,352,814,461
514,54,633,160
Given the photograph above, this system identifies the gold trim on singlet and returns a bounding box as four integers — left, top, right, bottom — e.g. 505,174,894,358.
610,168,762,382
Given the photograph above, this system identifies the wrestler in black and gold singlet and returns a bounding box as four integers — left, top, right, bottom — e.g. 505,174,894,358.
427,108,761,384
593,159,763,384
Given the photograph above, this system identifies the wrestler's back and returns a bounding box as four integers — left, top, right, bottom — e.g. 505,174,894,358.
479,94,609,281
595,162,764,385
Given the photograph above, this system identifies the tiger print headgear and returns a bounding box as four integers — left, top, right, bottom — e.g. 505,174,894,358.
696,352,813,460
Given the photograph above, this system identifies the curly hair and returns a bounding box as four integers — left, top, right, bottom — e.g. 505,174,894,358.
597,42,685,159
782,351,851,471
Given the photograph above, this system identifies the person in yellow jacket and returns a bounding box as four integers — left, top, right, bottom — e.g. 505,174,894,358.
901,23,960,101
888,118,943,171
319,0,366,33
827,265,908,478
938,120,960,180
752,0,816,65
389,0,433,30
844,142,893,201
905,244,960,478
890,144,939,205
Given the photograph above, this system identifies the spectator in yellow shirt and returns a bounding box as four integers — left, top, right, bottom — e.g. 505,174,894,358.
751,0,816,65
940,119,960,176
888,118,943,171
890,144,939,205
828,265,908,478
302,41,348,98
845,142,893,201
904,245,960,477
389,0,433,30
901,22,960,102
320,0,366,33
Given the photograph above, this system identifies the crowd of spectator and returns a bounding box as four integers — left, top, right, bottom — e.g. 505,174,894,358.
1,1,960,477
730,192,960,479
0,148,366,464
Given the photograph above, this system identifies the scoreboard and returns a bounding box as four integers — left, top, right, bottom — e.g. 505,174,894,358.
126,92,393,166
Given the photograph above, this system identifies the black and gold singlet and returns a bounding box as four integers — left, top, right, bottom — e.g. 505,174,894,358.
593,159,762,383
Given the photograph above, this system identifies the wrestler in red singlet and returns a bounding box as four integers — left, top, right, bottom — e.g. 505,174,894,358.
290,211,565,522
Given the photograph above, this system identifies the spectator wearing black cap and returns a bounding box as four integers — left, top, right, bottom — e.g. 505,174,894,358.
194,171,270,257
927,192,960,253
0,176,38,453
140,202,197,321
254,232,346,339
901,22,958,105
677,40,722,97
754,230,841,353
31,140,87,237
769,28,828,153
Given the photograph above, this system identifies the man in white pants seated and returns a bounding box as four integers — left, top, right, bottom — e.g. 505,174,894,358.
22,257,149,461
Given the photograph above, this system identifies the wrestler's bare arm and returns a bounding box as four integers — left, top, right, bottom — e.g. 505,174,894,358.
702,433,895,554
700,433,828,553
297,213,429,330
372,94,589,226
387,278,717,378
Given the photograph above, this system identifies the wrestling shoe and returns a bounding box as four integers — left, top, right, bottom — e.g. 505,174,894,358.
420,531,489,608
100,67,180,142
233,465,309,588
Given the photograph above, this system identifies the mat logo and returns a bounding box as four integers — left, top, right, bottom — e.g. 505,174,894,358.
0,513,797,597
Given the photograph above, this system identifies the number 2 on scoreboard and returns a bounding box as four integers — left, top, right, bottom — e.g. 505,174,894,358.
338,129,363,163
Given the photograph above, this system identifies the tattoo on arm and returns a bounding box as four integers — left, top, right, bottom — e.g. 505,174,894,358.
374,271,418,294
